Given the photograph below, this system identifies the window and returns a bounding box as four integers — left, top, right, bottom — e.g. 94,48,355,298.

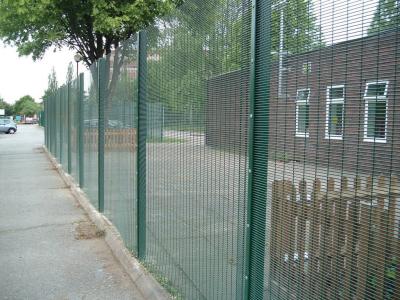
296,89,310,137
363,81,388,143
326,85,345,139
302,62,312,74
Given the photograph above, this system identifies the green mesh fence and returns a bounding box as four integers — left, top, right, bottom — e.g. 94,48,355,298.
143,1,252,298
103,38,139,252
264,0,400,299
43,0,400,299
60,85,69,170
70,78,80,181
83,64,99,208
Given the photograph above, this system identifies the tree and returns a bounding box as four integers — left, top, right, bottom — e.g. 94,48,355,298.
0,0,180,65
42,68,58,101
0,0,181,103
272,0,322,54
368,0,400,35
66,62,74,84
13,95,40,117
0,97,14,116
146,0,322,116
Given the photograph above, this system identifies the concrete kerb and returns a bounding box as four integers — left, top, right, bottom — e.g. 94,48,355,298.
42,146,170,300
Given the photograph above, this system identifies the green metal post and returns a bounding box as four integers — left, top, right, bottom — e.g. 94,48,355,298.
54,93,57,156
52,94,55,155
137,30,147,260
49,96,52,153
98,58,106,213
48,98,50,149
53,91,58,158
58,89,62,161
67,83,72,174
44,99,47,148
78,74,85,188
48,96,50,151
60,87,63,164
244,0,272,299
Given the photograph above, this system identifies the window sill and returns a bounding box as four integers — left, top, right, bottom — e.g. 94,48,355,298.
363,138,387,143
295,133,309,138
325,135,342,140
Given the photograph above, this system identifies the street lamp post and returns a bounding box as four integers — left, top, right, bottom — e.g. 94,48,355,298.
73,53,82,79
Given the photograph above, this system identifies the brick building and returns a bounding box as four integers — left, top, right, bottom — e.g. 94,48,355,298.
206,29,400,174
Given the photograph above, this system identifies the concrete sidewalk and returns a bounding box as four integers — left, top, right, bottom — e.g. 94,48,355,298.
0,125,144,300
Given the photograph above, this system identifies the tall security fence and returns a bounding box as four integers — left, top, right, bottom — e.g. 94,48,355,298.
44,0,400,299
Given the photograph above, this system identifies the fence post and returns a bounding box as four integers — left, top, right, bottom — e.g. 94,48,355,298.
137,30,147,260
54,93,57,156
67,83,72,174
44,99,47,148
48,96,51,152
78,73,85,188
55,91,58,158
58,88,62,162
49,96,52,153
52,94,55,155
244,0,272,299
98,58,106,213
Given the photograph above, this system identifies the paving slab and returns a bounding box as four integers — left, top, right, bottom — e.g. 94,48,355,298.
0,125,144,300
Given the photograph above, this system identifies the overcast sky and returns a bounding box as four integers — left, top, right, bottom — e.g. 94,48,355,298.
0,0,378,104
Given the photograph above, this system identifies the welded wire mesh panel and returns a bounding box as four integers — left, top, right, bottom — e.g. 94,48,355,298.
144,0,251,298
264,0,400,299
60,85,69,169
83,64,99,208
104,38,138,252
55,89,61,162
70,79,79,182
50,94,56,155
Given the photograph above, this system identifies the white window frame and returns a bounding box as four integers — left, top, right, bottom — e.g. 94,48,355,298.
325,85,345,140
295,88,310,138
363,80,389,143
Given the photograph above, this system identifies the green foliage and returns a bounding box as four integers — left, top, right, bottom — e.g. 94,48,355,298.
0,0,180,66
66,62,74,84
369,0,400,35
0,98,14,116
141,261,183,299
271,0,323,54
13,95,40,116
43,67,58,101
147,0,322,115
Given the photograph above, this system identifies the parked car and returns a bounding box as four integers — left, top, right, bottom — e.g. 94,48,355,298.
24,117,38,124
0,118,17,134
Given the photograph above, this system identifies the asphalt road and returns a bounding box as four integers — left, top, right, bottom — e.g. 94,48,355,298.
0,125,144,300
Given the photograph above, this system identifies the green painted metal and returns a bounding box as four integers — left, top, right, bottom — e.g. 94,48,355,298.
49,96,51,152
98,58,106,213
242,0,258,297
67,83,72,174
78,73,85,188
51,94,54,154
137,30,147,260
102,38,138,253
41,2,400,298
244,0,271,299
52,93,54,154
44,100,47,147
58,88,62,163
